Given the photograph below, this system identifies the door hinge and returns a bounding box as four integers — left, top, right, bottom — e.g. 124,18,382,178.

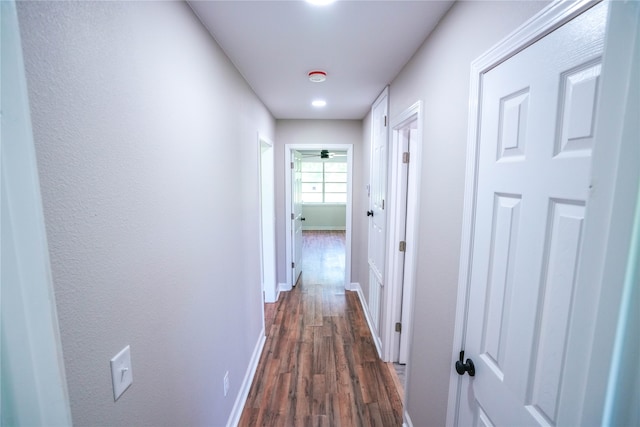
395,322,402,332
384,115,387,127
291,161,294,169
382,199,385,210
291,262,295,269
402,152,410,163
291,213,295,220
399,241,406,252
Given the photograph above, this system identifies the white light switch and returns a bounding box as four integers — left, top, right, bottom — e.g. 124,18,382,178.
110,345,133,401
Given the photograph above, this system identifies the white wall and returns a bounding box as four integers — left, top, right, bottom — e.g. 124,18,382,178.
275,120,363,285
16,2,275,425
302,204,346,230
383,2,548,425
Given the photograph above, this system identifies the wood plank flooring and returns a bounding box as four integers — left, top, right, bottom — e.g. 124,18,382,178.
240,231,403,426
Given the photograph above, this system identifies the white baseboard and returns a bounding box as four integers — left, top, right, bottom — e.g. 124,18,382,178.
279,282,291,293
302,226,346,231
404,410,414,427
264,287,281,304
264,288,277,304
226,330,266,427
352,283,383,358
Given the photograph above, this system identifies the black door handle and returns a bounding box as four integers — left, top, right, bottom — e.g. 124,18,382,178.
455,350,475,376
301,217,306,221
367,210,374,217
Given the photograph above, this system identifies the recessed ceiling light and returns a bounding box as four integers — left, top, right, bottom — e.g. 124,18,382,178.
308,70,327,83
312,100,327,108
306,0,336,5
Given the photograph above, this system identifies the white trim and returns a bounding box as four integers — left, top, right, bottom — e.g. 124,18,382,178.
382,101,423,364
302,226,346,231
301,203,346,207
1,1,72,424
278,282,291,293
583,0,640,423
403,411,414,427
258,134,277,304
226,330,266,427
353,284,383,357
285,144,353,290
447,0,637,425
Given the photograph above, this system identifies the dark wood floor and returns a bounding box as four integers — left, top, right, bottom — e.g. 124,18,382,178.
241,231,403,426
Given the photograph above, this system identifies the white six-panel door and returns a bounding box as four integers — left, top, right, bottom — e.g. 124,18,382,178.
368,88,389,335
458,3,607,425
292,149,303,286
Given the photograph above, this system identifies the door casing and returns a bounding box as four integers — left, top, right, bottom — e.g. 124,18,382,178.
258,134,277,304
284,144,353,290
1,0,72,423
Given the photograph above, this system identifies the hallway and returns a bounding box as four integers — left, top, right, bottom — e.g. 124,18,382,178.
240,231,403,426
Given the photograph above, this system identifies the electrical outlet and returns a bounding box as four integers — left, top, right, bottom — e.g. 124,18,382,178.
110,345,133,401
223,371,230,397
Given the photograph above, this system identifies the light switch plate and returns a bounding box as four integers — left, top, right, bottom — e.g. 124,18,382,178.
110,345,133,401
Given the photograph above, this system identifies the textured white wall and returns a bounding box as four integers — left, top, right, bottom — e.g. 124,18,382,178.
274,120,363,285
17,2,274,425
386,2,548,425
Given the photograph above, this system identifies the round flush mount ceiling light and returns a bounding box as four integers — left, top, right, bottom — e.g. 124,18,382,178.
312,99,327,108
308,70,327,83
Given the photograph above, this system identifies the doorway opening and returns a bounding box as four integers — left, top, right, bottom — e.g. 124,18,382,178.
285,144,353,291
383,101,423,395
298,149,348,287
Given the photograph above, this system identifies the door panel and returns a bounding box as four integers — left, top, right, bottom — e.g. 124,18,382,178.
292,150,303,285
368,89,388,334
460,3,606,425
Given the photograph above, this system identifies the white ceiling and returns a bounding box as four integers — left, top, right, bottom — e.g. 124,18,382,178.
187,1,454,120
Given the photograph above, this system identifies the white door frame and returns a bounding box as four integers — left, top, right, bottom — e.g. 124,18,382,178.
284,144,353,290
446,0,640,425
1,0,72,423
583,0,639,422
258,134,277,305
382,101,423,364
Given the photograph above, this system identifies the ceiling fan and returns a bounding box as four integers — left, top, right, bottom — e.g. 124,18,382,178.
302,149,347,159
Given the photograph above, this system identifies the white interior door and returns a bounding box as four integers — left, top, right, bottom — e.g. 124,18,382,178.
397,127,417,365
390,126,411,364
368,88,389,335
456,3,608,425
389,125,411,364
291,149,303,286
385,101,422,365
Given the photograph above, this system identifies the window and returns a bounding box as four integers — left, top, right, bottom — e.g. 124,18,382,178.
301,160,347,203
